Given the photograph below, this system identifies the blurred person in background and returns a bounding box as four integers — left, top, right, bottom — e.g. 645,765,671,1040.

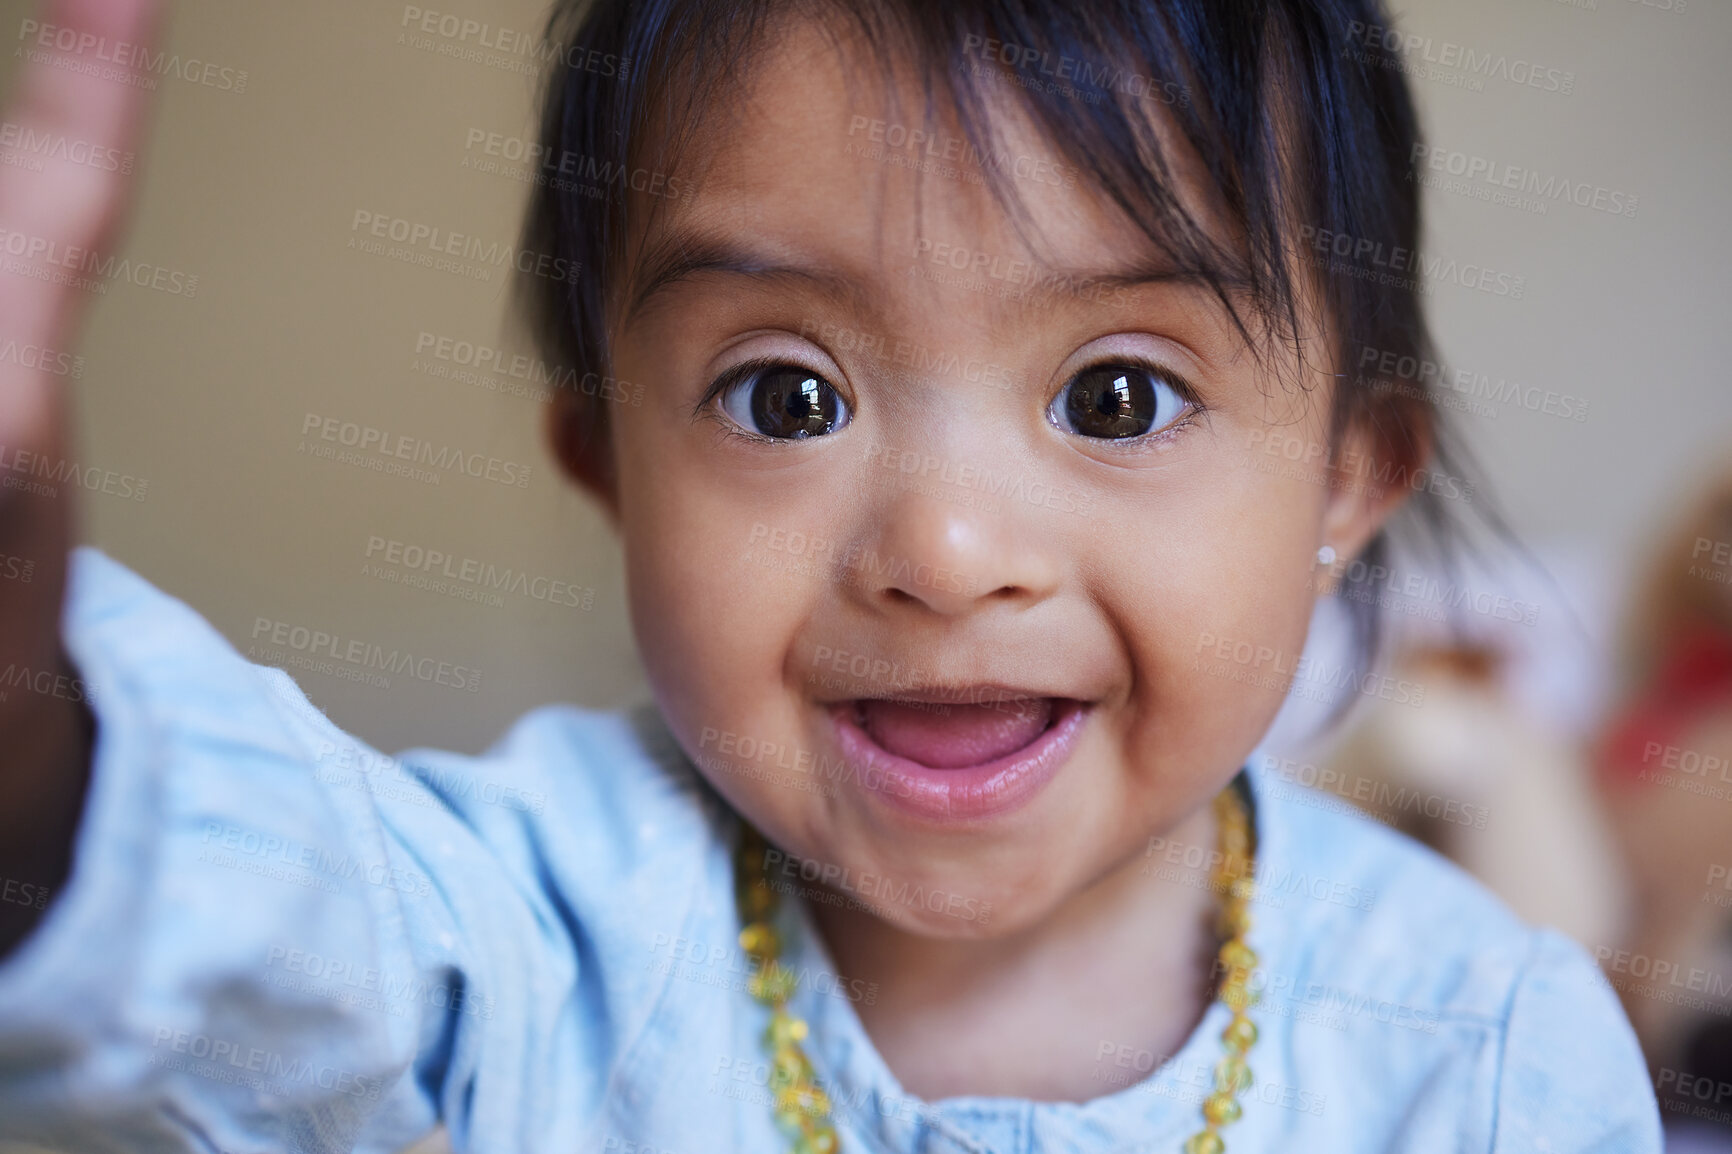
1596,464,1732,1137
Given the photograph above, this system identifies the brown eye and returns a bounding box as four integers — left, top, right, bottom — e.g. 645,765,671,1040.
718,364,851,439
1050,364,1189,440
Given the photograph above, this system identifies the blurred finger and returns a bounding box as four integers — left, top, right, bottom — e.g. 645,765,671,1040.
0,0,161,353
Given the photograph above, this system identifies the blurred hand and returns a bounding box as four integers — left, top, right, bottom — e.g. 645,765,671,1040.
0,0,161,956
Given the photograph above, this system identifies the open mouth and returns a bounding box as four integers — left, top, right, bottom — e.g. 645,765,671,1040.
829,692,1090,821
851,695,1060,768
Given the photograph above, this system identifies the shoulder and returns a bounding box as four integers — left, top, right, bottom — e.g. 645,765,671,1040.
383,699,738,953
1250,767,1660,1151
1250,766,1532,1019
1491,930,1662,1152
391,698,730,865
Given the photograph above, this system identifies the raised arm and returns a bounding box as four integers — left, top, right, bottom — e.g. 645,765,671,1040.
0,0,160,958
0,9,690,1149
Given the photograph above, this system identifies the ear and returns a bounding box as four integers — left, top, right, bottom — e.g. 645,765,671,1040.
547,391,621,531
1315,410,1430,592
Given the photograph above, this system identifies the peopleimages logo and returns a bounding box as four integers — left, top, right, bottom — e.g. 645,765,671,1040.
0,442,149,502
647,932,879,1006
1257,754,1489,830
413,331,642,404
0,225,198,296
349,210,578,284
16,18,249,93
462,129,691,200
1296,224,1525,299
149,1029,382,1100
748,523,982,598
249,616,482,692
865,442,1096,516
1356,345,1591,424
1344,21,1575,95
760,847,993,924
1410,144,1638,219
0,119,134,174
299,413,532,489
364,535,595,610
0,337,83,378
961,34,1190,107
398,5,629,79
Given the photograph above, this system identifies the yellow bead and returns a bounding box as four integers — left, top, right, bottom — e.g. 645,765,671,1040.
1221,1014,1258,1052
1203,1091,1243,1126
1183,1130,1225,1154
771,1045,812,1089
1215,1055,1253,1094
1220,940,1258,971
749,966,797,1003
776,1083,831,1118
1220,980,1256,1012
766,1010,809,1047
795,1128,839,1154
1218,905,1253,938
739,921,780,957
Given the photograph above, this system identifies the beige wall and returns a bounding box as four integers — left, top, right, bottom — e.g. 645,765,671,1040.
1388,0,1731,562
1,0,1727,772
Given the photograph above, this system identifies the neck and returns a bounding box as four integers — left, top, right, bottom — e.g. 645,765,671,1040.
806,802,1221,1102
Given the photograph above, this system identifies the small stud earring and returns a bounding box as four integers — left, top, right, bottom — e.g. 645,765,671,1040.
1317,545,1337,566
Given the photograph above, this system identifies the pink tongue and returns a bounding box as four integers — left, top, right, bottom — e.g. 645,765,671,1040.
857,697,1054,768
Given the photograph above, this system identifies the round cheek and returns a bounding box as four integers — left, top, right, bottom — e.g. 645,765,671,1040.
1109,456,1328,821
608,405,834,833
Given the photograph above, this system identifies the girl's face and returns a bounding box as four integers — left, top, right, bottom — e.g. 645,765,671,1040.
583,21,1397,938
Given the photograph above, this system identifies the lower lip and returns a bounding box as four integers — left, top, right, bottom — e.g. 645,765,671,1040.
828,697,1090,823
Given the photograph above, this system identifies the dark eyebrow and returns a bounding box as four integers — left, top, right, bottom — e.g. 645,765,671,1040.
620,230,878,327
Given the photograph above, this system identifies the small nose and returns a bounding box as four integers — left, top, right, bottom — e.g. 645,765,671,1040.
856,489,1062,617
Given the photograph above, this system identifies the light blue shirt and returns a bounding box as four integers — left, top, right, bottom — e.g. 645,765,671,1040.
0,549,1661,1152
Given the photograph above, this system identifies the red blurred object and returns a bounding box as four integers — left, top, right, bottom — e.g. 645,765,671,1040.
1601,624,1732,786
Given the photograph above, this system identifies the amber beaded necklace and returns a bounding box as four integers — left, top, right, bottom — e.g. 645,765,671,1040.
733,783,1259,1154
